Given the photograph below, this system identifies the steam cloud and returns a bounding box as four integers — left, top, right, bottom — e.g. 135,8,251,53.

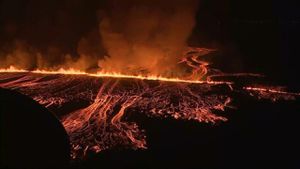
0,0,199,75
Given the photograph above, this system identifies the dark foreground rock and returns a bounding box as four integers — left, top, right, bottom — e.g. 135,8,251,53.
0,88,70,168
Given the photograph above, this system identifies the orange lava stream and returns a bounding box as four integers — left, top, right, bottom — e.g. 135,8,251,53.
244,87,300,96
0,66,232,85
0,66,28,73
1,47,299,160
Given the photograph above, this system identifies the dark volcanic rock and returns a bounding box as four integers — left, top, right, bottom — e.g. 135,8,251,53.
76,95,300,169
0,88,70,168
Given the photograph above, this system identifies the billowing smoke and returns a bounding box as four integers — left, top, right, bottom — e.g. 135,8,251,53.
0,0,104,71
0,0,199,75
0,40,38,69
99,0,199,75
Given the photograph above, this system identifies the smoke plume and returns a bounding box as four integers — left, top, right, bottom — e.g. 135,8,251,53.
0,0,103,71
99,0,199,75
0,0,199,75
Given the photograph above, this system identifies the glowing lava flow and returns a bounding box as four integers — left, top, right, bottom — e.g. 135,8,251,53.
244,86,300,101
0,67,230,85
0,66,28,73
0,71,232,159
0,48,232,85
0,48,299,159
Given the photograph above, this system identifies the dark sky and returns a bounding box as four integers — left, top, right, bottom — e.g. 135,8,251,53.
0,0,104,56
0,0,290,55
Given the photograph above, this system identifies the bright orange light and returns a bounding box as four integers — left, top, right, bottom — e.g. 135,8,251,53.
244,87,300,96
0,66,28,73
0,66,232,85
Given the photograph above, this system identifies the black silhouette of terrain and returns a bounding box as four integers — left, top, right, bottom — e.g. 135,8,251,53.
0,88,70,168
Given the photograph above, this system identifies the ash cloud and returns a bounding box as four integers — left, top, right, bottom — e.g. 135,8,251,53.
0,0,199,75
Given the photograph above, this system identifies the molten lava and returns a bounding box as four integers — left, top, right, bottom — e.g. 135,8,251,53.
0,48,229,84
0,48,299,159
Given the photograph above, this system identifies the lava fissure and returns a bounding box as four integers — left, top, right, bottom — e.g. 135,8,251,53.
1,48,299,160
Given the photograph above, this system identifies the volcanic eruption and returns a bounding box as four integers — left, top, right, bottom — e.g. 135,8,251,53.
1,47,299,160
0,0,299,167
